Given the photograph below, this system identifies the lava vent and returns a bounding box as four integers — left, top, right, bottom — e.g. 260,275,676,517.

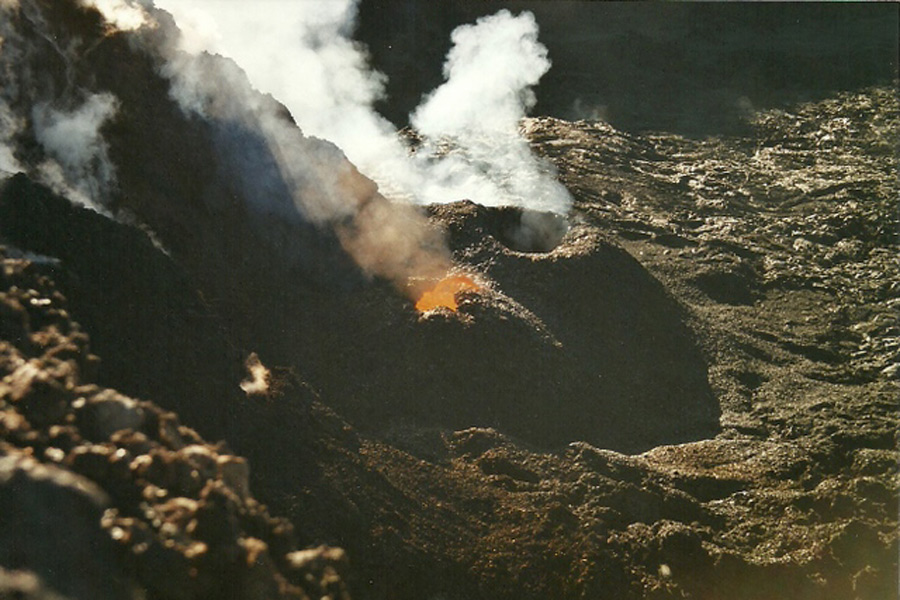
415,274,481,312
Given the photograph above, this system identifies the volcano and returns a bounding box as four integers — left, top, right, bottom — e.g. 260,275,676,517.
1,2,897,600
0,0,719,451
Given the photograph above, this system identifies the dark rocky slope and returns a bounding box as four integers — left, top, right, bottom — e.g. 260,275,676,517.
0,174,244,440
238,195,720,452
3,86,896,600
0,245,352,600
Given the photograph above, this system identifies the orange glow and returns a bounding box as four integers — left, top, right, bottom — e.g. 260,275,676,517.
415,274,480,312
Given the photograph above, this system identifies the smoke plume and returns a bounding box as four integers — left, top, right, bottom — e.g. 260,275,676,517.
77,0,148,32
154,0,397,175
145,1,571,294
2,0,571,300
32,93,119,209
0,100,22,176
133,1,452,296
0,2,24,178
410,10,571,214
1,0,121,207
152,1,571,214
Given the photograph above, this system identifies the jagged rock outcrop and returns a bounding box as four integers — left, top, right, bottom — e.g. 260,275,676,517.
0,248,351,600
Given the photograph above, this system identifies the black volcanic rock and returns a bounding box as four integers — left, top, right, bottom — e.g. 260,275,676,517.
0,174,244,441
0,454,130,600
2,0,719,451
0,247,352,600
435,202,718,448
295,200,719,451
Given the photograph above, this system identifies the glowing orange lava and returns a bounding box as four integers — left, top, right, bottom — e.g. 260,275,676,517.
415,274,480,312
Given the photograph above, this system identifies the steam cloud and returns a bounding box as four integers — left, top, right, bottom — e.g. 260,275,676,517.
154,0,400,185
153,1,571,214
410,10,572,214
131,0,452,296
78,0,148,31
148,0,571,293
32,93,119,209
0,2,24,177
1,0,572,300
0,100,22,176
1,0,120,208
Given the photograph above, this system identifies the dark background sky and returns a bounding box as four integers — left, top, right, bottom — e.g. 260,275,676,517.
357,1,899,137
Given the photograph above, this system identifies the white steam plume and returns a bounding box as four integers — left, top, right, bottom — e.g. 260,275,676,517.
415,10,549,136
32,93,119,209
154,0,398,175
0,100,23,176
0,1,23,177
1,0,121,204
410,9,572,213
77,0,149,32
137,3,453,296
152,1,570,215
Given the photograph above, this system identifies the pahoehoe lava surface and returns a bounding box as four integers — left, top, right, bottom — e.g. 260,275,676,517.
1,2,898,600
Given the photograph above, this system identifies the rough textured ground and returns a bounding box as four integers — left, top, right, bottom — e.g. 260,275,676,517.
324,86,899,600
0,247,351,600
0,2,897,599
2,86,896,599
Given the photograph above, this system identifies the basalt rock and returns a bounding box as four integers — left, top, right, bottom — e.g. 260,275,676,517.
0,174,245,442
0,248,351,600
287,200,720,451
0,453,130,600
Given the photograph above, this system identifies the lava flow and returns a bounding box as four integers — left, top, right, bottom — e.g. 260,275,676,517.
415,274,480,312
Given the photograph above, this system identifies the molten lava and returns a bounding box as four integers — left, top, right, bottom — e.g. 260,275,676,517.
415,274,480,312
